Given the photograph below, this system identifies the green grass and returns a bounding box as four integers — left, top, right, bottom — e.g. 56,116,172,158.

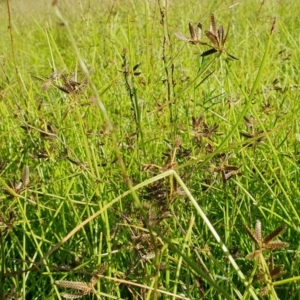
1,0,300,299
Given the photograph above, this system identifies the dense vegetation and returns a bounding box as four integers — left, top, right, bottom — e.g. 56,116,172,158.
1,0,300,299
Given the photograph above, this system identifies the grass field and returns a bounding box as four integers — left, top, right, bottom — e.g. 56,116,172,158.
1,0,300,299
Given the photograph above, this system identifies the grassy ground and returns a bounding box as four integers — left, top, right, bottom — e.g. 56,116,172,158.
1,0,300,299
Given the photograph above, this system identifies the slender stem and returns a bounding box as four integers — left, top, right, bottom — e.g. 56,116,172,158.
6,0,18,75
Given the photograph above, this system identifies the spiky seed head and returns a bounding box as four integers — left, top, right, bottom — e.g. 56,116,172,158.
141,252,156,260
244,224,260,245
189,22,196,40
175,136,182,149
210,13,216,35
55,84,70,94
22,165,29,187
133,63,141,72
205,30,219,48
15,181,23,191
255,265,285,282
269,265,286,279
60,293,83,299
54,281,90,292
192,115,203,128
175,32,190,43
246,249,262,259
69,72,75,82
263,240,289,250
224,165,241,171
223,23,230,46
263,224,287,244
201,48,218,57
260,286,268,297
50,70,58,81
217,25,224,46
255,220,262,244
197,23,202,40
89,262,108,286
271,17,277,34
223,170,241,182
176,22,206,45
